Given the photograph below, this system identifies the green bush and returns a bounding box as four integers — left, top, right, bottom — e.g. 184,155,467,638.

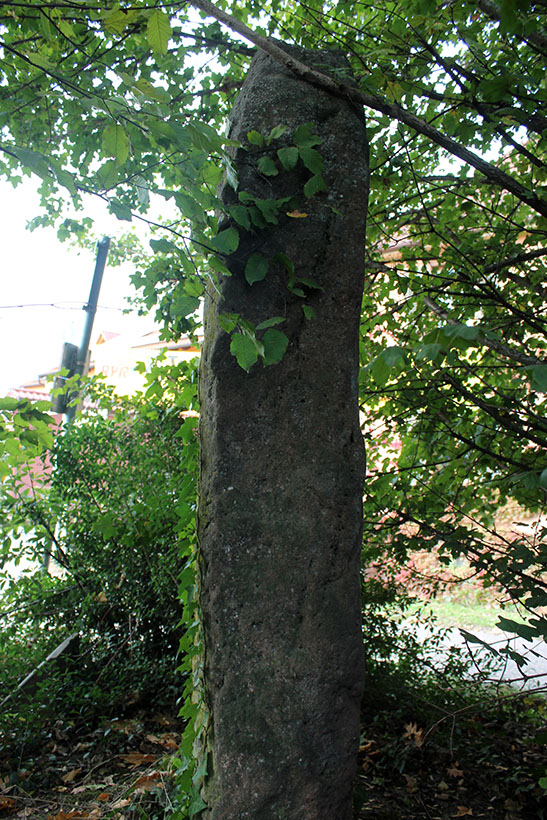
0,359,198,749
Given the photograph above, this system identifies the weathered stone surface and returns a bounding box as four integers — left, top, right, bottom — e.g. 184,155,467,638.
198,46,369,820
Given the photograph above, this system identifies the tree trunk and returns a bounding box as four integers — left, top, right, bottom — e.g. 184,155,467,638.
198,46,369,820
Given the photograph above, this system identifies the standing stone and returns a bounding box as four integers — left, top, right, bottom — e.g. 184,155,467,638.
198,46,369,820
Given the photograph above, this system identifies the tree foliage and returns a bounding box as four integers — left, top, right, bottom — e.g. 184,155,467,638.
0,362,199,746
0,0,546,811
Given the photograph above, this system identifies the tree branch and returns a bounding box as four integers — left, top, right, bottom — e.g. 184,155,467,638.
188,0,547,219
424,295,545,367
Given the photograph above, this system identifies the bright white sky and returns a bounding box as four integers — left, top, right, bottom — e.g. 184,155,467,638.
0,179,155,396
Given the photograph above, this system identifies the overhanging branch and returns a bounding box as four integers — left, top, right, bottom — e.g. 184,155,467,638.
188,0,547,219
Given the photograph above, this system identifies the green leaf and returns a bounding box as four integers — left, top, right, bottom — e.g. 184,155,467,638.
370,346,407,387
11,147,50,180
267,124,287,143
496,617,539,642
540,468,547,489
150,238,177,254
304,174,327,198
256,316,285,330
230,333,258,371
170,291,200,319
302,304,315,320
247,130,264,146
293,122,322,148
227,205,251,230
275,253,294,275
102,124,130,166
298,146,324,175
416,343,444,363
529,365,547,392
277,146,299,171
0,398,20,411
262,329,289,366
147,9,171,55
210,227,239,255
218,313,239,333
245,253,268,285
257,156,278,176
109,199,132,221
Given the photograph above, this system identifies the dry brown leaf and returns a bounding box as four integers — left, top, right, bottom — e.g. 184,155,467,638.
97,793,110,802
447,763,464,778
453,808,473,817
49,811,87,820
145,734,161,744
119,753,157,767
71,785,89,795
403,774,418,793
111,798,131,809
159,733,179,750
61,767,82,784
0,796,15,812
0,776,10,791
134,771,162,792
87,811,101,820
286,210,308,218
402,722,424,748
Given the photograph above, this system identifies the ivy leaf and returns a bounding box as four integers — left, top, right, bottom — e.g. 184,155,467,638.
304,174,327,198
277,146,299,171
257,156,278,176
147,9,171,55
210,227,239,255
230,333,259,371
262,329,289,366
245,253,268,285
256,316,285,330
298,146,324,175
228,205,251,230
267,124,287,143
247,130,264,146
293,122,322,148
302,305,315,320
102,124,130,166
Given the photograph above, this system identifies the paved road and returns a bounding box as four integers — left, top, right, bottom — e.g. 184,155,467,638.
416,624,547,692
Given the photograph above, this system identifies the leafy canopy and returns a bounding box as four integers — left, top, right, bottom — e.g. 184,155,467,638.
1,0,546,810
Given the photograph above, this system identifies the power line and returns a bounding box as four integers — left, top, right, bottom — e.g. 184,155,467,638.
0,302,123,311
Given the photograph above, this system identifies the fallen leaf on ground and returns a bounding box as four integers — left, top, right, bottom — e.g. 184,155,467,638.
447,763,464,778
119,752,157,766
134,771,162,792
49,811,87,820
0,796,15,812
112,798,131,809
97,793,110,801
61,767,82,783
402,721,424,748
453,808,473,817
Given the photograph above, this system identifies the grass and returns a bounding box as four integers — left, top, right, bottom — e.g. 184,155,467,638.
409,596,526,630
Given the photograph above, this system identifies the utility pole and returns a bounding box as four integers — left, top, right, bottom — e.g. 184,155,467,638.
45,237,110,573
52,237,110,420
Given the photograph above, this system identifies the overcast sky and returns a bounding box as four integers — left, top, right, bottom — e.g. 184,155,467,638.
0,179,155,396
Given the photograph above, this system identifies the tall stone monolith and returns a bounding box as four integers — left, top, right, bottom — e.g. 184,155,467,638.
198,45,369,820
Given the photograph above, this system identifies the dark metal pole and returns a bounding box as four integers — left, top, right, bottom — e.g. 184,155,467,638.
65,236,110,422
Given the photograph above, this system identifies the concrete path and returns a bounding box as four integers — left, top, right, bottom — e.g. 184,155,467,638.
416,624,547,693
